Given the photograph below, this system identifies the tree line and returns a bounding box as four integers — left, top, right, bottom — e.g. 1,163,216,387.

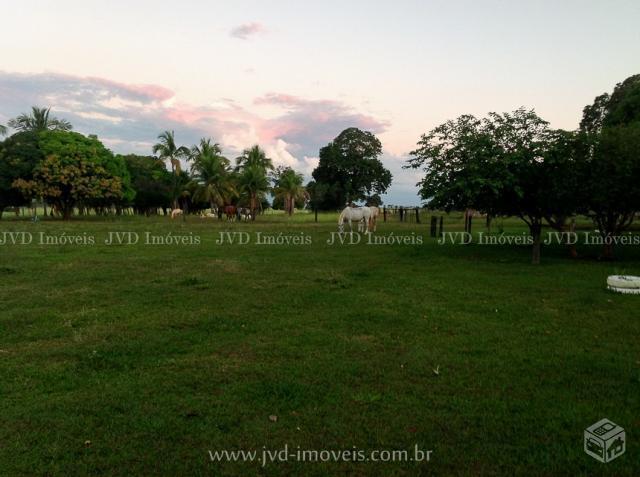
406,74,640,263
0,108,393,220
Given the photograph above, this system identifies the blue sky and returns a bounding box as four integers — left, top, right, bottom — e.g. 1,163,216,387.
1,0,639,204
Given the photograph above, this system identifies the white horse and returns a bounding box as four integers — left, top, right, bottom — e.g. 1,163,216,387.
170,208,183,219
338,206,372,233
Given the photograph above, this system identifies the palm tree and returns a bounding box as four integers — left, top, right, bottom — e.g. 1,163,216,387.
8,106,72,132
152,130,190,208
238,164,270,220
190,138,237,210
191,138,222,162
273,167,308,216
235,145,274,172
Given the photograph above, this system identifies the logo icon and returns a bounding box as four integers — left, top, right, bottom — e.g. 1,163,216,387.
584,419,625,463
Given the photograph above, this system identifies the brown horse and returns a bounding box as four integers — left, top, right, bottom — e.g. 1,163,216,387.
224,205,237,221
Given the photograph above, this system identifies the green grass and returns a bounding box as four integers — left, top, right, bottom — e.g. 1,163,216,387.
1,213,639,476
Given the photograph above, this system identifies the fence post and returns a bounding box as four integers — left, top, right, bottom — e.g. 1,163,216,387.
399,206,404,222
415,208,420,224
383,207,387,222
430,216,437,237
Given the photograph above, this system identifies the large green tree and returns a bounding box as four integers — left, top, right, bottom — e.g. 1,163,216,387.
312,127,392,209
12,132,125,220
579,74,640,259
8,106,73,132
38,131,134,210
407,109,567,264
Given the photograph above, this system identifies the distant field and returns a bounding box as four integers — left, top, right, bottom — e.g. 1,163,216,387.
1,213,639,476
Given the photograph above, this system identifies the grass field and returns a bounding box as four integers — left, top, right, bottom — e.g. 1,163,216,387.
1,213,639,476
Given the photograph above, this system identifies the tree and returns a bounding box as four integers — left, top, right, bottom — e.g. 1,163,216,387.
13,156,123,220
272,166,307,215
0,124,7,137
152,131,190,208
582,125,640,259
238,164,269,219
407,109,558,264
122,154,173,215
579,74,640,259
8,106,72,132
0,131,43,219
190,138,236,210
312,128,392,209
235,145,273,172
39,131,133,213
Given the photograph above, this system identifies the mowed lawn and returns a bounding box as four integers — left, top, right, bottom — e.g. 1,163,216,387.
1,213,639,476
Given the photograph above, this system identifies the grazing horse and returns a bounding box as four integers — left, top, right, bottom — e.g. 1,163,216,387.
224,205,237,221
170,208,183,219
338,206,372,233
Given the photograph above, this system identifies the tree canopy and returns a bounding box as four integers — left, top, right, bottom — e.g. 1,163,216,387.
311,128,392,209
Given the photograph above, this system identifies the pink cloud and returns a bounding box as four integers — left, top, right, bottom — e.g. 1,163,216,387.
86,76,175,102
230,22,267,40
254,93,305,107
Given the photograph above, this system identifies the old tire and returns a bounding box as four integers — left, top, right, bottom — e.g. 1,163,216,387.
608,285,640,295
607,275,640,289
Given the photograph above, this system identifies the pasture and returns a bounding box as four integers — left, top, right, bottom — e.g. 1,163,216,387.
1,213,639,476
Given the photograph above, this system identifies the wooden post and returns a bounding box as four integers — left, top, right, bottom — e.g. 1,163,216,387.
415,208,420,224
314,207,318,223
383,207,387,222
430,216,437,237
399,206,404,222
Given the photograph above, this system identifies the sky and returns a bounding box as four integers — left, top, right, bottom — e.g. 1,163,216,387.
1,0,639,204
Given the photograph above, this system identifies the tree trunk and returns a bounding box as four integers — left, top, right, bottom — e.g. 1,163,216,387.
566,218,578,258
602,240,615,261
251,194,257,221
530,221,542,265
